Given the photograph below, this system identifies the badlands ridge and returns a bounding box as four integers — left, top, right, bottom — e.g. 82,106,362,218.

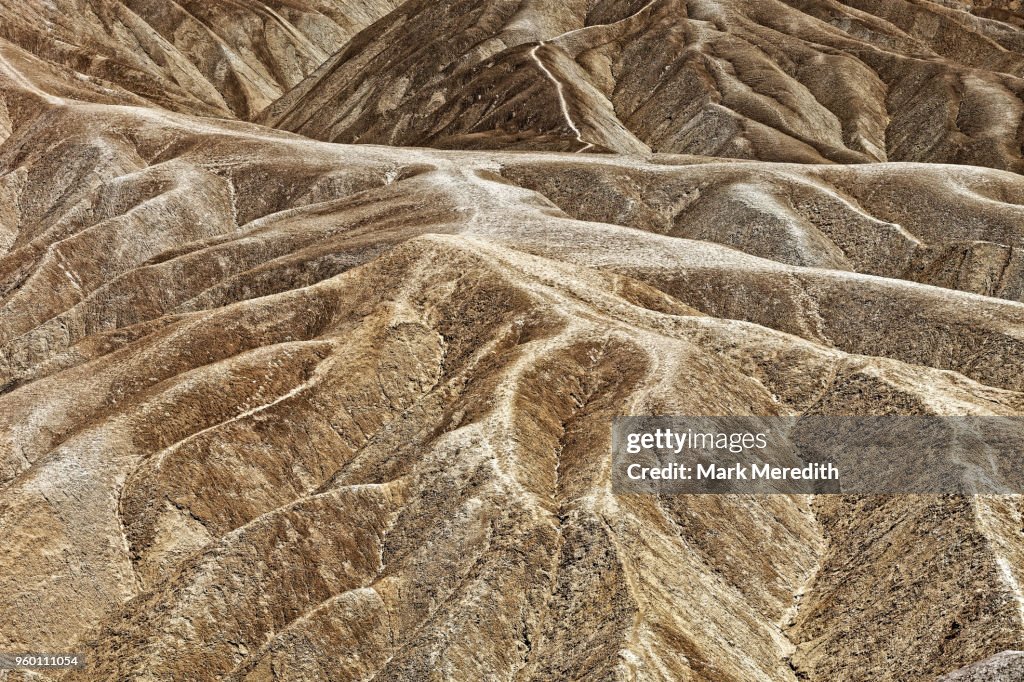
1,0,1024,680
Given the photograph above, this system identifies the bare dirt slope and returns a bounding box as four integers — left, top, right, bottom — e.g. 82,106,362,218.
0,0,401,118
2,1,1024,681
260,0,1024,171
1,102,1024,681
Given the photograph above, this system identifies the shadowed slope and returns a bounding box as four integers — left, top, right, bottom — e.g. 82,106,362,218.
0,0,402,118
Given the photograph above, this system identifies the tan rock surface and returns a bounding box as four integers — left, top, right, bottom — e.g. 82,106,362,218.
937,650,1024,680
0,0,401,118
259,0,1024,171
1,1,1024,681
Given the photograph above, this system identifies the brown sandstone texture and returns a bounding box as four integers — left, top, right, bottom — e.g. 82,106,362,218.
1,1,1024,681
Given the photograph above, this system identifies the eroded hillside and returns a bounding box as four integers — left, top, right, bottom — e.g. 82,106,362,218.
1,1,1024,681
0,0,401,118
260,0,1024,171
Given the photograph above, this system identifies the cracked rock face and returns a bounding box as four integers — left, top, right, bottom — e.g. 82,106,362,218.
2,1,1024,681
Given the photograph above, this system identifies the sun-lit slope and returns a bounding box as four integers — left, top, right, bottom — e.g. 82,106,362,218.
3,106,1024,400
3,231,1024,682
259,0,1024,171
0,232,816,681
1,0,1024,678
1,106,1024,680
500,157,1024,301
0,0,402,119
